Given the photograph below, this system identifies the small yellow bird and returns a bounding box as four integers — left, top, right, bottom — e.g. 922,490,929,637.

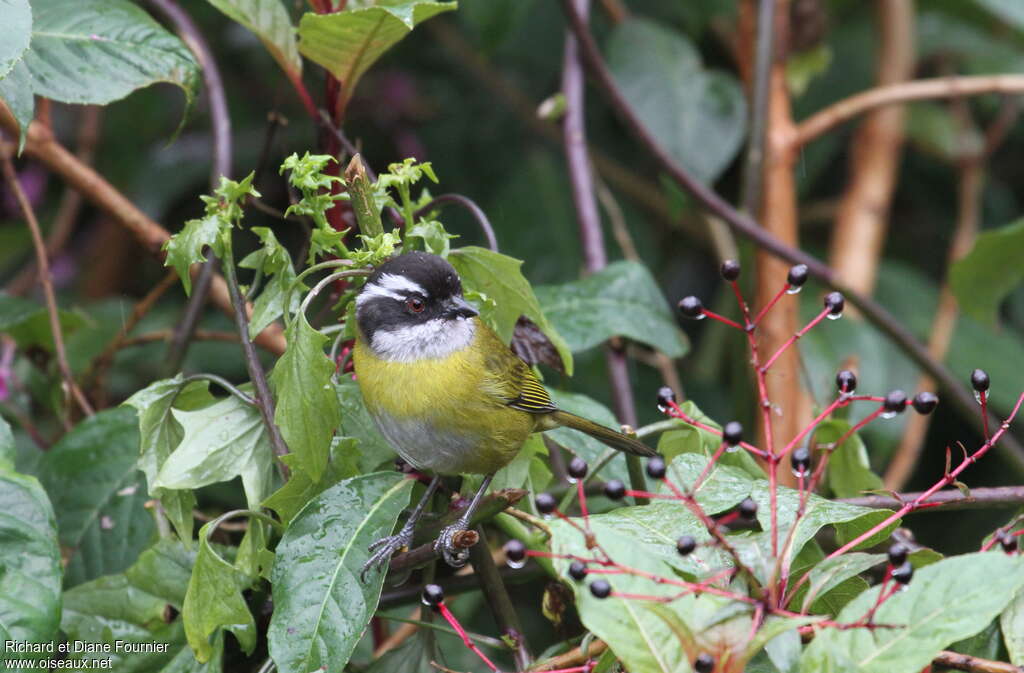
354,251,654,574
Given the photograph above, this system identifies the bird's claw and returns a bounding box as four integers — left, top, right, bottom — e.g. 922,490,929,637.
434,523,471,568
361,527,413,581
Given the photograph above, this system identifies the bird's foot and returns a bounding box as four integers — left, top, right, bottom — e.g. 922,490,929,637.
361,527,414,581
434,522,472,568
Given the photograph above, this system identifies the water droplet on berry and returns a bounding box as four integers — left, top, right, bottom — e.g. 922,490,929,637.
506,557,526,570
693,313,707,321
786,285,803,295
791,467,808,478
657,403,668,413
974,391,983,404
881,409,898,420
826,311,843,321
567,476,578,485
726,444,740,453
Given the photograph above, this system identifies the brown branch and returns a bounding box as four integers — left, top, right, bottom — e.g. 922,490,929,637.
932,651,1023,673
795,74,1024,148
838,485,1024,512
557,0,1024,472
828,0,915,300
529,640,607,672
121,329,240,348
0,109,287,355
1,154,94,419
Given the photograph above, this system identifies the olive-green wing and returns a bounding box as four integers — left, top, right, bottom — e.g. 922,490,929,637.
478,325,558,414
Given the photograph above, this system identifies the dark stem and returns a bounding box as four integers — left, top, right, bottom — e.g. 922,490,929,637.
378,566,543,611
739,0,775,214
220,241,291,478
838,485,1024,512
413,194,499,252
468,526,531,670
561,0,648,502
558,0,1024,470
149,0,233,375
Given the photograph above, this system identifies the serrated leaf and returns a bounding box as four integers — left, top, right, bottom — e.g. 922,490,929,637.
535,260,688,358
0,0,31,80
267,472,413,673
125,538,196,609
270,315,340,483
154,394,273,509
262,438,361,523
183,521,256,662
814,419,883,498
800,553,1024,673
164,215,225,296
37,408,155,588
607,18,746,184
297,0,456,109
124,376,209,544
7,0,198,150
241,227,301,338
950,219,1024,327
206,0,301,78
0,466,62,669
450,245,572,373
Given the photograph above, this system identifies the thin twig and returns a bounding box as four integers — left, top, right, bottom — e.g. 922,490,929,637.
931,651,1023,673
795,74,1024,148
1,155,94,418
738,0,774,214
557,0,1024,470
148,0,233,374
529,639,607,672
838,485,1024,512
413,193,498,252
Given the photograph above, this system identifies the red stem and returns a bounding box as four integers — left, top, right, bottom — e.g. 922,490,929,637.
701,308,745,330
752,283,791,325
437,603,502,673
760,307,831,373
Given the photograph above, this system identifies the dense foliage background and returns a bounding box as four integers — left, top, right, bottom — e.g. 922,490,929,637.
3,0,1024,672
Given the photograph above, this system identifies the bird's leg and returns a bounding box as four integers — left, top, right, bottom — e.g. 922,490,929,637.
435,474,494,568
361,475,441,580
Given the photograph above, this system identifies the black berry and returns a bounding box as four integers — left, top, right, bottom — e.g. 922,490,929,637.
657,386,677,409
971,368,990,393
568,560,588,581
738,497,758,520
646,455,667,480
887,543,908,566
694,653,715,673
824,291,845,316
720,259,741,281
678,296,704,319
589,579,611,599
883,390,908,414
998,530,1018,553
604,479,626,501
535,493,557,515
836,370,857,394
504,539,526,564
787,264,809,287
422,584,445,607
891,560,914,585
568,457,588,480
912,392,938,415
791,446,811,475
723,421,743,447
676,535,697,556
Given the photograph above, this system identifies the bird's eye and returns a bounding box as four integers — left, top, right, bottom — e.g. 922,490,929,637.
406,297,425,313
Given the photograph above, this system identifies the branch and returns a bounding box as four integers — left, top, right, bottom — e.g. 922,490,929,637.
795,75,1024,148
468,527,531,670
561,0,647,504
932,651,1023,673
529,639,607,672
413,193,498,252
557,0,1024,471
1,154,94,418
0,108,287,356
738,0,774,213
838,486,1024,512
148,0,234,373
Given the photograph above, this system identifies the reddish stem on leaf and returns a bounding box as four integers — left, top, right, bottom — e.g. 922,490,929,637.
437,603,503,673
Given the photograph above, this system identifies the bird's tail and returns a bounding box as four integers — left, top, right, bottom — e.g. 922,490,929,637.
549,411,657,457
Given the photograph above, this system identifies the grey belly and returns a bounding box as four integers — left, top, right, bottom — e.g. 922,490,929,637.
370,409,480,475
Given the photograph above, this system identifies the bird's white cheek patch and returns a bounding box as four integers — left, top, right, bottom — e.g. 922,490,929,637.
377,273,427,297
371,318,475,362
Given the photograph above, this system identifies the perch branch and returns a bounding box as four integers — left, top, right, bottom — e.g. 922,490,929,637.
839,485,1024,512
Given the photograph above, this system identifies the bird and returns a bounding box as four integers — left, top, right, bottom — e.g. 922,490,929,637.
353,251,655,576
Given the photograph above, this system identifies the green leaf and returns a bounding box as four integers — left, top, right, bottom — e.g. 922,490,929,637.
1002,586,1024,666
535,260,688,358
206,0,301,79
545,388,631,485
0,466,62,668
800,553,1024,673
450,245,572,374
37,407,155,587
164,215,225,296
335,376,396,472
297,0,456,108
491,434,546,491
656,401,764,479
405,218,457,257
154,394,273,509
183,521,256,661
270,315,340,483
814,419,884,498
262,438,361,523
13,0,198,145
950,219,1024,327
0,293,86,352
0,415,14,470
0,0,30,80
124,376,209,544
241,227,301,338
606,18,746,184
267,472,413,673
125,538,196,609
794,552,884,614
0,60,33,152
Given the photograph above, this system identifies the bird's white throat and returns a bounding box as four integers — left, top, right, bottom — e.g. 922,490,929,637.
370,317,476,362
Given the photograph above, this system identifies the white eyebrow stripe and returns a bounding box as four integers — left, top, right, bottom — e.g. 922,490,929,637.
355,282,403,306
378,273,427,297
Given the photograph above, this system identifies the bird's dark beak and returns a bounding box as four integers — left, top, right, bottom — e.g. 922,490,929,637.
444,296,479,319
